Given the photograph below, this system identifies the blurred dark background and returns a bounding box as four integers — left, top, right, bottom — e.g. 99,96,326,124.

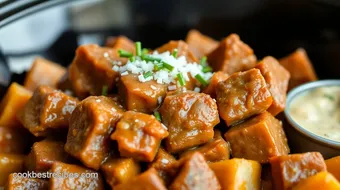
0,0,340,93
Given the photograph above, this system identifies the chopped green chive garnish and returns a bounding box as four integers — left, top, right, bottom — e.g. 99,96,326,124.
102,85,108,96
129,56,136,62
200,56,207,66
195,74,208,86
177,73,186,86
162,61,174,71
324,94,335,101
118,49,133,58
141,54,162,62
154,62,163,71
202,66,213,73
142,48,149,54
172,49,178,58
143,71,153,79
135,42,142,56
154,111,161,121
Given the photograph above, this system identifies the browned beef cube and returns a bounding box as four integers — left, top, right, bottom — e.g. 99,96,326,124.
25,139,68,172
0,127,30,154
49,162,104,190
185,29,219,59
105,35,135,53
216,68,273,126
180,137,230,163
65,96,124,170
270,152,327,190
207,33,257,75
148,148,177,185
69,44,127,98
17,86,79,137
111,111,168,162
202,71,229,99
118,74,167,113
24,57,66,91
170,152,221,190
159,91,220,153
6,173,48,190
156,40,198,63
256,56,290,116
225,111,290,163
114,168,167,190
100,158,141,188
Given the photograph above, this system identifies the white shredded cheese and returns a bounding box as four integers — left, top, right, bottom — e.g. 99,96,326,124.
168,85,177,91
194,87,200,92
150,85,157,90
111,51,213,85
158,96,163,104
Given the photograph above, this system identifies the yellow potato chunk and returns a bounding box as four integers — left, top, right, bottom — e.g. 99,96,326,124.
209,158,261,190
325,156,340,181
292,172,340,190
0,83,32,127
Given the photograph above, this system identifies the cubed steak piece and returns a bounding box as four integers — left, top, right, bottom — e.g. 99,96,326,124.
101,158,141,188
0,154,25,186
114,168,167,190
111,111,168,162
6,173,48,190
69,44,127,98
292,172,340,190
0,126,30,154
207,33,257,75
25,139,68,172
148,148,177,185
279,48,317,90
17,86,78,137
0,83,32,127
209,158,261,190
65,96,124,170
256,56,290,116
202,71,229,99
169,152,221,190
159,91,220,153
225,111,289,163
105,35,135,53
156,40,198,63
180,137,230,163
325,156,340,181
269,152,327,190
49,162,104,190
216,68,273,126
118,74,167,113
24,57,66,91
185,29,218,59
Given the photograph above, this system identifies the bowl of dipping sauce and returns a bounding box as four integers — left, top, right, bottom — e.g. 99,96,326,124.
284,80,340,158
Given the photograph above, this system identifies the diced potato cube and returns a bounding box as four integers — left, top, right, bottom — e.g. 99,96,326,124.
100,158,141,188
292,172,340,190
209,158,261,190
325,156,340,181
0,83,32,127
114,168,167,190
0,154,25,186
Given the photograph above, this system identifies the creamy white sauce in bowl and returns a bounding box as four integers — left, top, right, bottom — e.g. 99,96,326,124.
289,86,340,141
285,80,340,148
